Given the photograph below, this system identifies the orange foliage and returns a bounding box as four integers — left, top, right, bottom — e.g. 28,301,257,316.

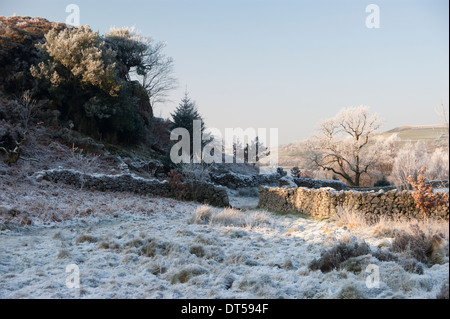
407,167,449,216
168,169,185,199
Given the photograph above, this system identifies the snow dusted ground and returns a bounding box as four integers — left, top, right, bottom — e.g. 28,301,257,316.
0,178,448,299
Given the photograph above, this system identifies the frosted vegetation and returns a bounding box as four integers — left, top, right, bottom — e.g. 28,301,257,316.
0,180,448,299
283,106,449,187
289,133,449,188
0,16,448,300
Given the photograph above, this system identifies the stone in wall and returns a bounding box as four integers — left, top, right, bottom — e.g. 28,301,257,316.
279,176,298,188
210,172,258,189
292,177,348,191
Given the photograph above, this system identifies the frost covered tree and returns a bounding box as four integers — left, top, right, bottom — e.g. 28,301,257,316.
390,142,449,187
105,27,148,79
105,26,177,125
31,25,120,96
426,147,449,181
3,19,174,145
390,142,423,187
106,27,177,108
30,25,148,142
364,134,400,186
306,106,381,186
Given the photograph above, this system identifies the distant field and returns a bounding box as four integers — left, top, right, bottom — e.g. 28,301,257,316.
378,124,449,144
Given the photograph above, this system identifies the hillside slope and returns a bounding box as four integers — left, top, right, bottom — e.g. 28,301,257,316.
379,124,449,145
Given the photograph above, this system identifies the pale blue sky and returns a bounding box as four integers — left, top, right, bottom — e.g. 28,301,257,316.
1,0,448,144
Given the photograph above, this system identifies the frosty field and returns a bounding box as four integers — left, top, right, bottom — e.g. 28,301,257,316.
0,179,448,299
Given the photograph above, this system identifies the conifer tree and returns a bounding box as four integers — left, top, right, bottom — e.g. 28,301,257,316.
170,91,206,158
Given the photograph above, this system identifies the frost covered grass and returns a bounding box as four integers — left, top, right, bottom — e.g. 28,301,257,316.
334,206,368,229
190,206,270,229
334,206,449,241
0,176,448,299
333,206,449,273
0,174,177,229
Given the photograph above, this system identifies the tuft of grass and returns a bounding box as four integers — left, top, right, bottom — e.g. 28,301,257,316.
436,280,449,299
98,240,121,250
210,208,270,228
334,206,367,229
400,258,424,275
335,207,449,243
189,245,206,258
53,232,62,240
137,238,172,257
57,249,70,259
337,283,365,299
125,238,145,248
76,234,97,244
309,241,371,273
210,208,246,227
283,258,295,270
190,205,213,224
191,206,271,228
149,262,167,276
391,225,446,266
339,255,372,274
371,249,398,263
170,265,208,284
227,252,259,266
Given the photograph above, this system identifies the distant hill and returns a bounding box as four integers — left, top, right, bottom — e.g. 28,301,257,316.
279,124,449,167
377,123,449,145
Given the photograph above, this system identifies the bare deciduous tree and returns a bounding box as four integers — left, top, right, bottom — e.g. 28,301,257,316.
435,100,449,127
105,27,177,112
15,90,44,133
133,40,177,108
1,90,42,165
69,144,101,190
306,106,381,186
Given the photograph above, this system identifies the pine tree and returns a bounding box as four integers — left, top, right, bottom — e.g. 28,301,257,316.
170,91,206,157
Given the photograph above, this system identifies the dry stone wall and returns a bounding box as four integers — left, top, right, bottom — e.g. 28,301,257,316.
34,169,229,207
292,177,348,191
258,186,449,222
210,170,284,189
